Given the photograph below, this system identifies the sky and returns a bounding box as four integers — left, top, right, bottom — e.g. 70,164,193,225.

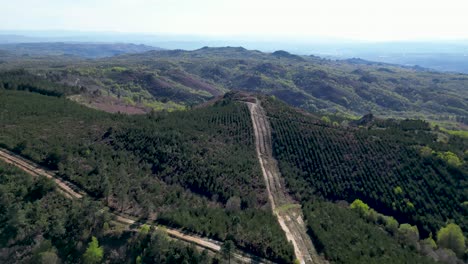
2,0,468,42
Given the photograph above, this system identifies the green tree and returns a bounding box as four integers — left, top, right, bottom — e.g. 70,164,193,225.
350,199,369,216
436,223,466,258
437,151,462,167
397,223,419,248
419,146,433,157
139,224,151,236
422,233,437,250
321,116,331,123
221,240,235,264
43,151,62,170
225,196,241,211
136,255,142,264
393,186,403,195
83,236,104,264
383,216,399,234
39,251,59,264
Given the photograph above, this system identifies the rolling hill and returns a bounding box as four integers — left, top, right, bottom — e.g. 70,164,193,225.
0,46,466,124
0,42,160,58
1,79,467,262
0,46,467,263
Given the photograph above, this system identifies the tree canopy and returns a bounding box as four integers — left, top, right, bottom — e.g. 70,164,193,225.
436,223,466,258
83,237,103,264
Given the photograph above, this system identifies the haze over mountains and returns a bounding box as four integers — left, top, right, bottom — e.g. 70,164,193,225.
2,31,468,73
1,0,468,262
0,25,467,264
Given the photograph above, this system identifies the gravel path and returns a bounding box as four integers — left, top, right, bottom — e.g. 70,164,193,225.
0,148,269,264
247,99,325,264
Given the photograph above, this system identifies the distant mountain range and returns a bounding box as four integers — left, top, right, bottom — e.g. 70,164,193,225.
0,42,160,58
1,31,468,72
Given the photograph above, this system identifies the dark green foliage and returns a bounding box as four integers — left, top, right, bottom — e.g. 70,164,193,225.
222,240,235,263
264,97,467,237
303,202,437,264
0,160,110,263
158,207,294,263
109,100,265,207
0,89,291,261
124,229,212,264
0,70,79,97
0,160,216,263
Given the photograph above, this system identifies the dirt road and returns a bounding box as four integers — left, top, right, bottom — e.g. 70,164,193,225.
0,149,84,199
0,148,269,264
247,99,325,264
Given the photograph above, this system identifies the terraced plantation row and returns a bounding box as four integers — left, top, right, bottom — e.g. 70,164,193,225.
263,98,467,238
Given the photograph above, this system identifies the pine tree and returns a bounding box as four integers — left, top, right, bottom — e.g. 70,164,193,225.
83,236,103,264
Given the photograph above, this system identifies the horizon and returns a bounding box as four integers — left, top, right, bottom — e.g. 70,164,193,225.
2,29,468,44
2,0,468,42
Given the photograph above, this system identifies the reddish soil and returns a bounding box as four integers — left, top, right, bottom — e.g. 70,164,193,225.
72,95,151,114
167,69,223,96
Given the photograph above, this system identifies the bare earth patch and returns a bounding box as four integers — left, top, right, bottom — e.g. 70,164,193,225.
68,94,150,114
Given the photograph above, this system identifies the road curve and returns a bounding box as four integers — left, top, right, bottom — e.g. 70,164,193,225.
0,148,270,264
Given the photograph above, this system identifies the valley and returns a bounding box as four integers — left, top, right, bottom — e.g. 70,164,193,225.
1,46,467,124
2,1,468,263
0,45,466,264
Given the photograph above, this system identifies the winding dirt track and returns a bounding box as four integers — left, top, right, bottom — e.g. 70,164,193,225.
246,99,325,264
0,148,269,264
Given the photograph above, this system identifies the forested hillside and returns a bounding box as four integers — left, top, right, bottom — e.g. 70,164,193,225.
0,88,294,262
0,160,214,264
303,202,438,264
262,96,467,262
1,60,467,263
1,46,467,123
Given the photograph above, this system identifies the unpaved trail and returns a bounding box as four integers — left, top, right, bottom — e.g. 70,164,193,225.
0,148,269,264
0,149,83,199
246,99,325,264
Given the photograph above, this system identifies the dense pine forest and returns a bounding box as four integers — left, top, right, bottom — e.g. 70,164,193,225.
0,160,215,264
303,202,439,264
0,87,294,262
263,97,467,261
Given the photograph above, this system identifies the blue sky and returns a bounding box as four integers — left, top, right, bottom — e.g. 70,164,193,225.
2,0,468,41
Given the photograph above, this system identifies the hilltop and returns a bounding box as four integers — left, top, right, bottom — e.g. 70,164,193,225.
0,46,466,124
